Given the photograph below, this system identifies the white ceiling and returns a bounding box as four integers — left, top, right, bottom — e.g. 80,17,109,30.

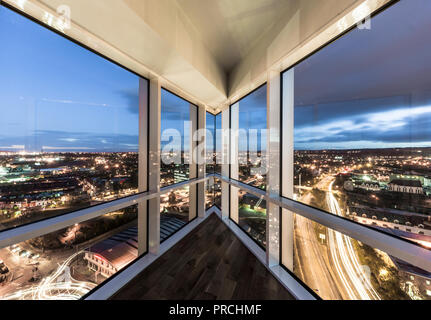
14,0,373,110
176,0,296,73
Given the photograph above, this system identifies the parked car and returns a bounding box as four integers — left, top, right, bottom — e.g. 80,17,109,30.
0,264,9,275
11,246,20,253
19,250,29,257
29,253,40,260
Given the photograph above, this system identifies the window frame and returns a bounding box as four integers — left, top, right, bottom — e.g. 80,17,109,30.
228,82,268,251
0,2,154,300
278,0,418,297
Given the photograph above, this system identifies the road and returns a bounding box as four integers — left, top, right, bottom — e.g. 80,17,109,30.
294,176,345,299
326,180,380,300
1,251,96,300
294,175,380,300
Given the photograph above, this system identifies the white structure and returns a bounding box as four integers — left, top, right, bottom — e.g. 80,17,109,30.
388,180,423,194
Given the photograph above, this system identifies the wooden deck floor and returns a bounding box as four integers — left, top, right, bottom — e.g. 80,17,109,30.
111,214,294,300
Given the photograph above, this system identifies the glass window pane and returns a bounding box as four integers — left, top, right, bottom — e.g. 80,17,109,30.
160,187,191,242
0,6,146,230
0,205,138,300
206,178,214,210
237,188,266,248
160,90,196,188
236,85,267,190
214,178,221,209
293,0,431,240
288,0,431,300
206,112,215,175
215,114,222,175
290,211,425,300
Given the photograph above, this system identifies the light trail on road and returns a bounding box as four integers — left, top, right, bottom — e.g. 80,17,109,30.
326,180,380,300
2,251,96,300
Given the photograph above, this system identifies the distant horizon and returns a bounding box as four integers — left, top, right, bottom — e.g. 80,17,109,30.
1,145,431,155
2,1,431,154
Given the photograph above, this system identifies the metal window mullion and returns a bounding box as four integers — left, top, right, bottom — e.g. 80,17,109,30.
281,68,295,270
230,103,239,223
148,77,161,254
137,78,149,255
267,70,281,267
221,109,230,220
188,104,198,221
196,107,206,218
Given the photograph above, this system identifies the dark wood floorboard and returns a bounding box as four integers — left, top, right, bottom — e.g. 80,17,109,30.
111,214,294,300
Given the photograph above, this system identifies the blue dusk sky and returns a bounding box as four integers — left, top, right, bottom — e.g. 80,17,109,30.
238,85,267,152
161,89,194,152
1,0,431,153
0,5,141,152
294,0,431,150
206,112,215,152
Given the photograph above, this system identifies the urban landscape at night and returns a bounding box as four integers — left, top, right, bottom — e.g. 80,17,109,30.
293,147,431,300
2,0,431,304
0,151,192,299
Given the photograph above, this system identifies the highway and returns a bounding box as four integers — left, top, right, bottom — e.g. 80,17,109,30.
294,175,380,300
326,180,380,300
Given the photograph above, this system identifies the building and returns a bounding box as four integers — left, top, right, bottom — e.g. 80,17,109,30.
388,179,424,194
358,181,380,192
84,228,139,278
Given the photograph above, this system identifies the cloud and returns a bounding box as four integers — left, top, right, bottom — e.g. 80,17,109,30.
0,145,25,150
59,138,79,143
117,89,140,115
41,98,110,107
0,130,139,152
295,104,431,149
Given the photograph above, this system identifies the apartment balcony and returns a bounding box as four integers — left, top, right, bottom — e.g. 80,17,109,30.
1,0,431,305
